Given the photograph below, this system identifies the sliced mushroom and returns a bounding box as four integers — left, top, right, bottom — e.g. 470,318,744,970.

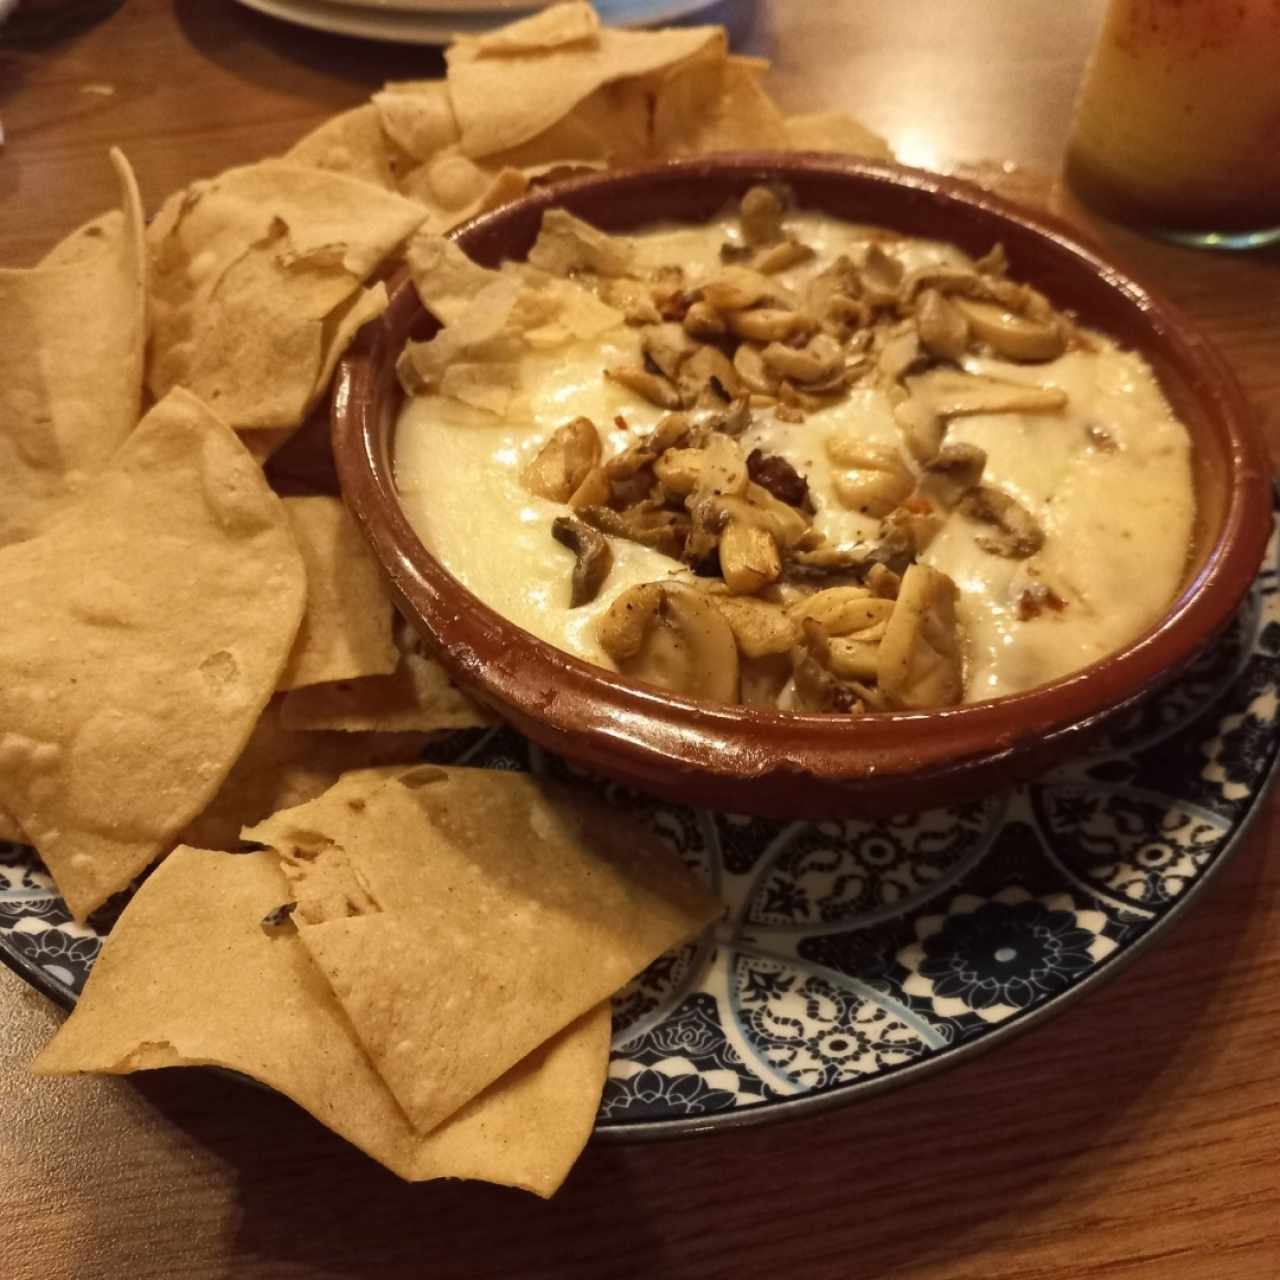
826,437,915,517
677,344,743,406
762,333,844,384
551,516,613,607
655,432,748,502
743,482,813,548
578,503,689,560
719,519,782,595
790,619,863,714
641,322,699,380
877,327,923,384
790,586,889,636
682,300,726,338
861,243,905,307
712,594,798,657
746,448,810,508
522,417,601,501
597,582,740,702
877,563,964,709
918,441,987,507
733,342,777,395
959,485,1044,558
568,465,610,510
950,296,1066,362
900,264,982,302
911,369,1068,418
753,238,815,275
727,308,814,344
701,267,776,313
605,364,682,409
915,288,971,361
740,184,786,246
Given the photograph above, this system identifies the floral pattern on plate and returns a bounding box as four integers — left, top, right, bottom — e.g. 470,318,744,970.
3,516,1278,1137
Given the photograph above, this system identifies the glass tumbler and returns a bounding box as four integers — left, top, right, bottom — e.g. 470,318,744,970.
1065,0,1280,250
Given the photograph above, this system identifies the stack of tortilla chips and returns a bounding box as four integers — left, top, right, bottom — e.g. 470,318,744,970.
35,766,719,1195
1,0,888,1192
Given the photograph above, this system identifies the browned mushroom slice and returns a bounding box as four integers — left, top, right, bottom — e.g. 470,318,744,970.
597,582,740,702
915,288,971,361
712,594,798,657
753,239,815,275
522,416,602,501
900,264,983,302
877,563,964,709
678,345,744,406
739,184,786,246
790,620,864,714
655,432,749,503
682,300,726,339
578,504,689,560
959,485,1044,558
910,369,1068,418
762,333,844,385
877,327,923,384
551,516,613,607
719,519,782,595
605,364,682,409
527,208,635,278
892,397,944,464
746,449,810,509
861,243,906,307
950,297,1066,362
701,267,776,313
641,323,699,380
918,441,987,507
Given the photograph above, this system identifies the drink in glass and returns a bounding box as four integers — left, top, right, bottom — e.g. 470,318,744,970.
1065,0,1280,249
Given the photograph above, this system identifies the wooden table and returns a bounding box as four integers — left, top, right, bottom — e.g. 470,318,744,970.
2,3,1278,1277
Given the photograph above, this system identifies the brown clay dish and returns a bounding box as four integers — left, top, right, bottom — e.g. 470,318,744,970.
332,155,1272,819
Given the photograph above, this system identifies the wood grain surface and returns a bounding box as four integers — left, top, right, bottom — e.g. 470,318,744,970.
1,2,1278,1277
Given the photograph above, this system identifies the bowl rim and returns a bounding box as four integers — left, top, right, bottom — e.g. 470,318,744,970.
333,153,1273,798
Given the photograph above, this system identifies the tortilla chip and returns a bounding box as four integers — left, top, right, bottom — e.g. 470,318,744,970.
397,149,531,235
373,81,461,164
284,104,407,192
0,389,306,919
406,234,501,326
178,701,424,850
243,765,720,1134
681,56,790,154
784,111,893,160
447,23,723,158
278,637,496,734
278,496,399,691
147,162,424,431
463,1,599,55
0,148,145,546
33,848,609,1196
37,209,126,271
527,208,636,277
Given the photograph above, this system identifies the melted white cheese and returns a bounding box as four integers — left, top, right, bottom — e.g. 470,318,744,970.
395,215,1194,701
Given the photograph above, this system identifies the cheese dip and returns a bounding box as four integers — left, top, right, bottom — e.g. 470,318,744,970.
395,189,1194,712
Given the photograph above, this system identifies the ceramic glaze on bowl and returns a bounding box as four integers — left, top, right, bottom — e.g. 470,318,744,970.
332,155,1271,819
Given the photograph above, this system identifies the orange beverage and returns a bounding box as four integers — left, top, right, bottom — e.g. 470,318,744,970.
1066,0,1280,246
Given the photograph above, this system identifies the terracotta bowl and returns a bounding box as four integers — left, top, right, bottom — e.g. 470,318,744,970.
332,155,1272,819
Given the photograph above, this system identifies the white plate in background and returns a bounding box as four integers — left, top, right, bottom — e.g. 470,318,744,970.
233,0,722,44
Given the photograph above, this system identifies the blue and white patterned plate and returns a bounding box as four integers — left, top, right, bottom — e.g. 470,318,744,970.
4,513,1278,1140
